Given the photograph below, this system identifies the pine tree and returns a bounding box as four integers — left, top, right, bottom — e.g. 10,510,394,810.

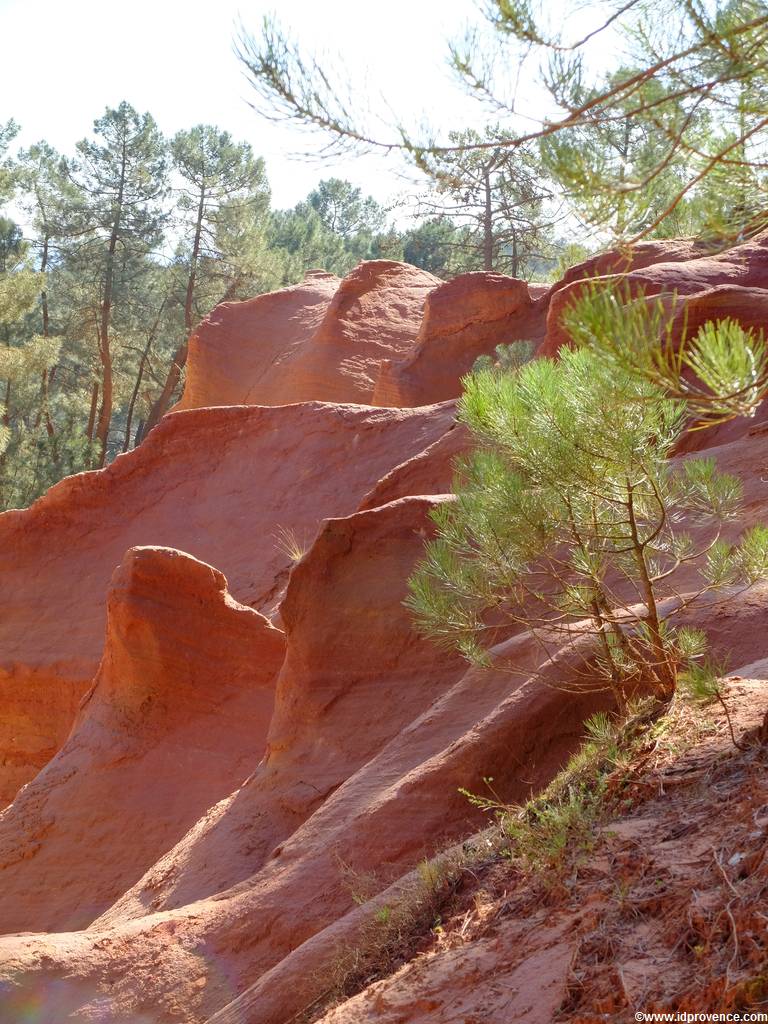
66,101,167,465
407,345,768,707
240,1,768,242
307,178,387,239
141,126,273,433
417,127,556,276
562,281,768,426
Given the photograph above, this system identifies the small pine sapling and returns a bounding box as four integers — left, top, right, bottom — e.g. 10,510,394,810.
407,345,768,708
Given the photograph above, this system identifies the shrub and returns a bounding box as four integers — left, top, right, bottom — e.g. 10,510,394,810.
407,344,768,706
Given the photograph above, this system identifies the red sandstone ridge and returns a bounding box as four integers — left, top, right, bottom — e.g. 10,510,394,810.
97,495,469,923
372,272,548,407
178,261,439,410
176,270,340,411
0,546,285,934
537,231,768,451
177,240,768,432
178,263,548,414
3,432,768,1024
293,260,441,403
0,400,457,804
541,229,768,360
0,496,616,1024
6,237,768,1024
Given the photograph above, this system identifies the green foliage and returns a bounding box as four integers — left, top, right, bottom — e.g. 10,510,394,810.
171,124,274,319
502,778,604,870
0,121,18,203
407,345,768,703
545,240,594,282
71,101,168,246
239,0,768,242
270,180,399,280
416,126,556,277
0,268,42,325
401,217,472,277
0,104,407,509
0,334,59,382
679,657,728,704
374,905,391,925
270,202,350,278
674,627,709,662
539,66,699,238
0,217,24,270
471,340,536,373
462,700,659,874
686,319,768,420
0,427,95,511
492,0,768,240
308,178,387,239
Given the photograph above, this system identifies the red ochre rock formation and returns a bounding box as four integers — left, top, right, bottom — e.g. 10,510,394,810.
178,261,439,410
541,229,768,360
372,272,548,407
178,262,552,414
6,576,768,1023
0,546,285,934
538,231,768,452
291,260,440,403
358,423,470,510
177,270,340,411
0,400,456,804
0,497,616,1024
178,240,768,436
5,428,768,1022
5,245,768,1023
96,495,469,924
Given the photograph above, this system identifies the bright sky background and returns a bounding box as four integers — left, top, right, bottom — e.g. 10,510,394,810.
0,0,511,211
1,0,619,221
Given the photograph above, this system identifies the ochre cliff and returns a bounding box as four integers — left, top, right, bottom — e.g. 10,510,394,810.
0,546,285,933
177,270,340,410
0,400,456,803
372,272,547,406
2,243,768,1023
178,261,439,409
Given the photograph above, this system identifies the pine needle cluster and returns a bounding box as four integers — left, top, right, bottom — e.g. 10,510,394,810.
407,343,768,706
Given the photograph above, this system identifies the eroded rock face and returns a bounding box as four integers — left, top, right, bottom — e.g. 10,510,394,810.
541,229,768,359
294,261,441,403
5,239,768,1024
97,495,468,923
178,262,439,410
177,271,340,411
358,422,469,510
177,262,553,414
0,400,456,803
373,272,548,406
311,921,574,1024
538,231,768,452
0,547,285,934
0,502,614,1024
4,580,767,1023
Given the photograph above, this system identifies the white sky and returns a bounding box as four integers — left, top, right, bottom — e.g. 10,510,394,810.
1,0,618,221
0,0,507,210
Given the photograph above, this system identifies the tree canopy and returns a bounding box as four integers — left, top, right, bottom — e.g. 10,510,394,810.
408,342,768,704
238,0,768,242
0,104,420,510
